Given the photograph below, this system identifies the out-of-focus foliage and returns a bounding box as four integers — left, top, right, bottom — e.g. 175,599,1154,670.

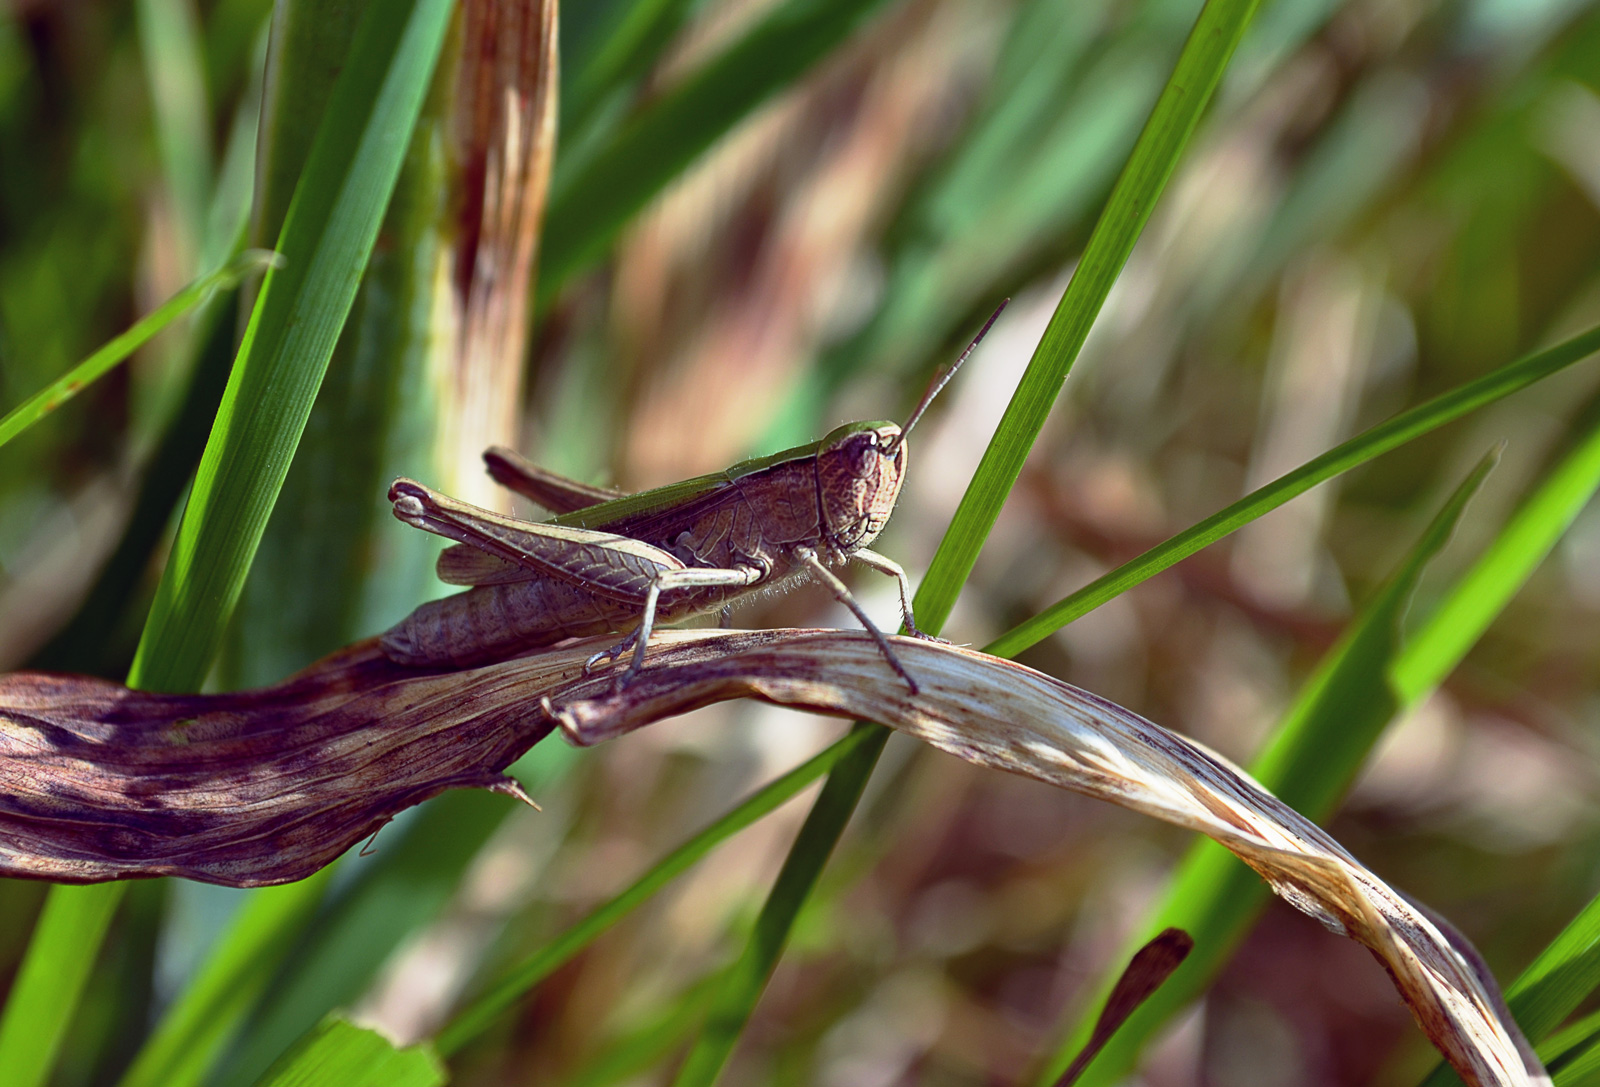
2,0,1600,1084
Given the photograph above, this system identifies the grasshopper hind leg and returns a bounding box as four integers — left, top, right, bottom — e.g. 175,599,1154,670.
585,564,764,691
584,631,641,675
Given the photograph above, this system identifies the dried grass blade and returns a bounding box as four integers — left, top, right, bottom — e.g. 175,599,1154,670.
0,629,1547,1086
439,0,559,506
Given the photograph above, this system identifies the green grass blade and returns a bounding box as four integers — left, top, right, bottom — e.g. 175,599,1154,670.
671,724,889,1087
667,2,1264,1082
128,0,455,688
0,251,273,450
1411,421,1600,1087
248,1019,443,1087
538,0,899,300
1472,896,1600,1075
0,7,453,1086
0,883,125,1087
435,726,880,1056
138,4,421,1080
221,3,456,687
136,0,212,255
113,872,334,1087
108,3,452,1084
1542,1007,1600,1085
987,322,1600,658
1036,449,1500,1086
915,0,1263,633
564,0,698,132
1394,426,1600,704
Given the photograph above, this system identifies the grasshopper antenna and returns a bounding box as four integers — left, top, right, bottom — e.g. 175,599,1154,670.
885,299,1008,454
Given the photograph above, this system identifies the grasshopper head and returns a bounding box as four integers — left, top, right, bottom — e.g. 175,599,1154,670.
811,301,1008,556
816,421,906,553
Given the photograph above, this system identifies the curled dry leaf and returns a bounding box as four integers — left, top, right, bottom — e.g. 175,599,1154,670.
0,629,1543,1086
0,642,555,887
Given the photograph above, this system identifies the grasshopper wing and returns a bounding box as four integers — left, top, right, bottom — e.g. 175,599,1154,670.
391,479,686,604
436,544,535,586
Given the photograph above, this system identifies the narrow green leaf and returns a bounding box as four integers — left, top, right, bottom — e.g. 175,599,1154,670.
671,724,889,1087
1394,423,1600,703
0,8,453,1087
222,0,454,687
1498,896,1600,1054
114,871,334,1087
129,0,455,688
136,0,212,254
916,0,1264,634
1410,421,1600,1086
134,8,407,1083
0,883,125,1087
539,0,899,299
671,1,1265,1082
1037,449,1499,1086
436,726,880,1055
248,1018,443,1087
986,322,1600,658
1543,1007,1600,1085
0,251,274,451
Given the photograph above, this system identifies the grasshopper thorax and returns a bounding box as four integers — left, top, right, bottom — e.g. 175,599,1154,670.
815,421,906,554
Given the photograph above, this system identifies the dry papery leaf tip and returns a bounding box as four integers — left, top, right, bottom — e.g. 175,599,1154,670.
0,628,1545,1086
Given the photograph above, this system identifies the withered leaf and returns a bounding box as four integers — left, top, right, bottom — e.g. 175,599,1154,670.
0,629,1546,1086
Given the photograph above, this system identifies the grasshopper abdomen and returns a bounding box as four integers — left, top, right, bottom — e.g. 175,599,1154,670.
381,578,621,668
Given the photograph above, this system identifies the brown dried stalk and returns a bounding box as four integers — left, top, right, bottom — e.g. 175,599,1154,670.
438,0,559,508
0,630,1544,1086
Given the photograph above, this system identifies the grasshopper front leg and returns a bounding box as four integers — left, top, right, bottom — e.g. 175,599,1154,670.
849,548,939,641
793,546,919,695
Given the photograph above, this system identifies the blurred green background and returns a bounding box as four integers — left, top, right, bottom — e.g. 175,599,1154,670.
2,0,1600,1083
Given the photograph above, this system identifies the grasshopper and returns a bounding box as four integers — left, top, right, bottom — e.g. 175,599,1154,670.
380,304,1006,691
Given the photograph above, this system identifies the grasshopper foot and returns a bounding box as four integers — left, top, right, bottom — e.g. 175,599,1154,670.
584,632,638,675
903,620,952,646
585,631,647,693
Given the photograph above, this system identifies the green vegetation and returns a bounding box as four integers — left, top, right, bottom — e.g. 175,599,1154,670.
2,0,1599,1082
